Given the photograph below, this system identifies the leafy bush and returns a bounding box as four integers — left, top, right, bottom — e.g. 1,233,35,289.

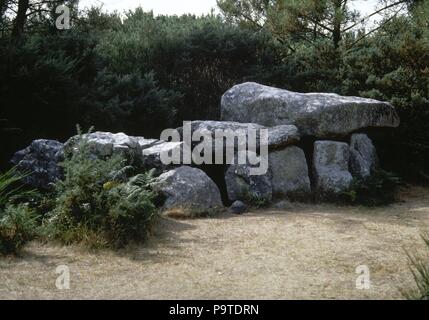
0,167,28,208
0,205,39,255
79,70,180,138
343,170,402,207
0,167,39,255
43,132,157,248
244,193,270,209
403,235,429,300
240,185,270,209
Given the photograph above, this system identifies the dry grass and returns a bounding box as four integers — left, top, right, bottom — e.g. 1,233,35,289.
1,186,429,300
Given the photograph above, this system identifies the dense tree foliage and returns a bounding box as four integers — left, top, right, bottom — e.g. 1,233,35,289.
217,0,417,49
0,1,428,181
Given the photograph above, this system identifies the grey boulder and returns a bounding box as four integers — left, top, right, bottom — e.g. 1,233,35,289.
230,201,248,215
152,166,223,215
268,125,300,149
65,132,143,166
225,154,273,204
269,146,311,199
11,139,64,190
221,82,400,138
179,120,263,136
349,133,379,179
313,141,353,196
134,137,162,150
142,141,183,171
178,121,300,151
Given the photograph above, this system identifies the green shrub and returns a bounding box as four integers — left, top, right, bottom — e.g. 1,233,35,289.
403,235,429,300
0,167,39,255
0,204,39,255
245,194,270,209
241,185,270,209
343,170,402,207
43,131,157,248
0,167,37,208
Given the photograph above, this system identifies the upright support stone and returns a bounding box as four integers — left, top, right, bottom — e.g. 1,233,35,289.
313,141,353,197
269,146,311,199
349,134,379,179
225,153,273,204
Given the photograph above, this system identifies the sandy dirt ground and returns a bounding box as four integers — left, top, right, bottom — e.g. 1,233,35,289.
1,187,429,300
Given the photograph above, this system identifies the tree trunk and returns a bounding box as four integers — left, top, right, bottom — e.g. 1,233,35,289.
12,0,29,39
332,0,343,49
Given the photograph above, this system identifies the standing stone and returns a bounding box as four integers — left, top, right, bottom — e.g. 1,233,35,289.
269,146,311,199
225,155,273,204
349,134,379,179
152,166,223,216
313,141,353,197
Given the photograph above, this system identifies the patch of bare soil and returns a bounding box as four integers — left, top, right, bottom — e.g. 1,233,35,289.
1,186,429,300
